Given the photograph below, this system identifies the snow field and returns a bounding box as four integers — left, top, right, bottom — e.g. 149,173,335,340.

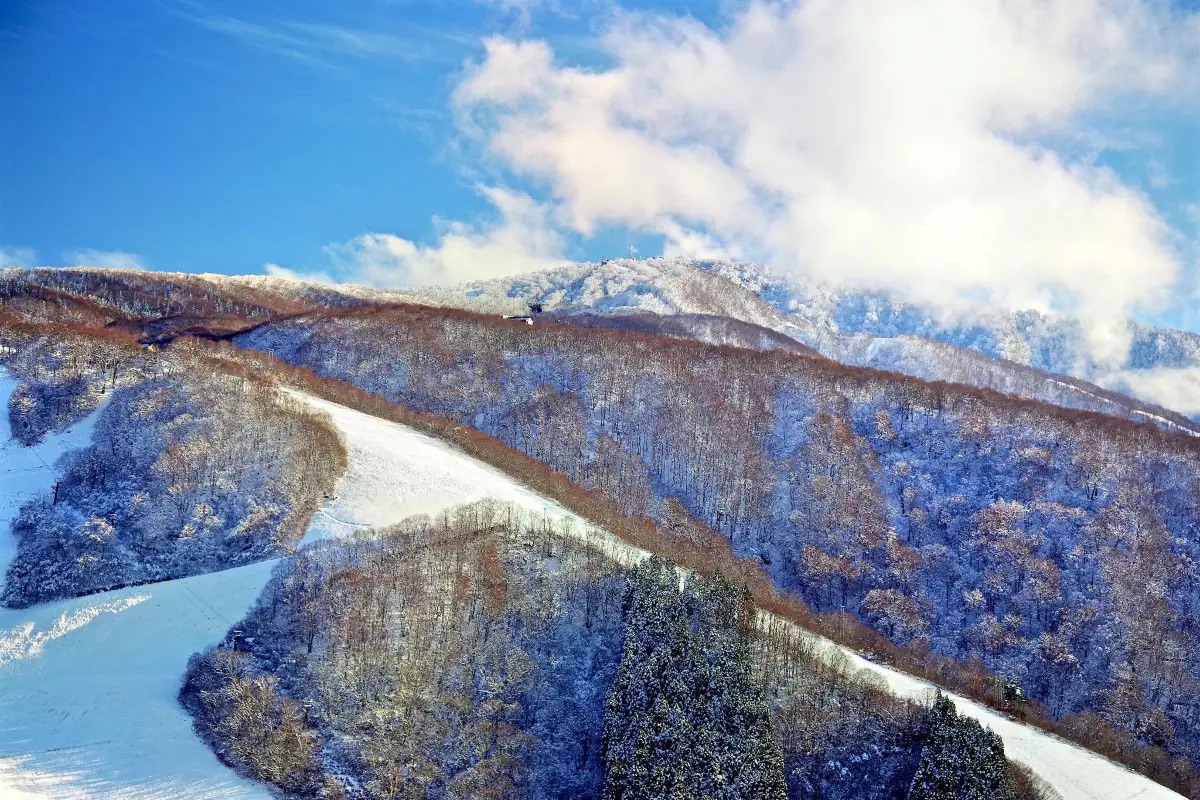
288,391,583,541
0,563,278,800
0,387,597,799
0,380,1185,800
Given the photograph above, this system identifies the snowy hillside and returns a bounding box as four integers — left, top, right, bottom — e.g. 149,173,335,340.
706,260,1200,417
0,370,104,575
1,371,1185,799
0,390,584,800
418,258,799,331
816,332,1200,437
421,257,1200,431
546,311,819,355
766,611,1187,800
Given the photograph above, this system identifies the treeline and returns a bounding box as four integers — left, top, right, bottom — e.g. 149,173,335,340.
7,269,1196,792
0,311,141,442
1,267,294,321
182,504,1036,800
0,267,375,327
229,304,1200,793
0,322,346,606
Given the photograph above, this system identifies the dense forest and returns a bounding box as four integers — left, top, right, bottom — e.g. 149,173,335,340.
181,502,1033,800
235,304,1200,774
0,318,346,606
0,266,381,327
432,259,1200,436
1,267,1192,795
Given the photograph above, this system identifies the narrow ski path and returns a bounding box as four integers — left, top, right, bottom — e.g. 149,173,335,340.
0,390,575,799
0,386,1184,799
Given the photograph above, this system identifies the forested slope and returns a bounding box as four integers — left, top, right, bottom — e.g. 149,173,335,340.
236,303,1200,776
181,504,1031,800
433,258,1200,434
3,267,1196,796
0,316,345,606
706,260,1200,385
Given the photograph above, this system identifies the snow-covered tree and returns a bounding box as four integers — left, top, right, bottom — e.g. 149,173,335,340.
909,693,1016,800
602,558,786,800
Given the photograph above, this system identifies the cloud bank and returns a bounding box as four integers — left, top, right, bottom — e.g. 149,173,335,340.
273,186,566,288
63,249,147,272
0,246,37,269
452,0,1200,362
1103,366,1200,417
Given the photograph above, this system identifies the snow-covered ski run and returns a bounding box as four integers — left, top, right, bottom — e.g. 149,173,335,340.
0,375,1186,799
0,380,579,800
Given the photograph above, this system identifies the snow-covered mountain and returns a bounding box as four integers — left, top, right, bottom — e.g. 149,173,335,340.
6,269,1200,798
28,259,1199,434
546,311,819,355
418,257,1200,434
2,374,1183,800
419,258,799,330
708,260,1200,413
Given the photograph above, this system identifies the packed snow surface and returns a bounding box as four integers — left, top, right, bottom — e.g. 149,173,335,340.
0,563,277,800
290,391,578,540
0,389,580,799
0,371,104,577
0,380,1185,799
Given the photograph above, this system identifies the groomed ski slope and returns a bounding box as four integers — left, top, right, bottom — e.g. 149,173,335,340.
0,387,580,799
0,380,1185,800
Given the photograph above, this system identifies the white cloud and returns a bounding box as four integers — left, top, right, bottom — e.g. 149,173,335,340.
0,246,36,268
273,186,567,288
264,263,335,284
1103,366,1200,417
63,249,147,271
172,7,433,69
1146,158,1176,190
454,0,1200,364
659,220,745,262
478,0,546,27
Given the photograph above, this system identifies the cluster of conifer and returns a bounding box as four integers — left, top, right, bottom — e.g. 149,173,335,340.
601,557,787,799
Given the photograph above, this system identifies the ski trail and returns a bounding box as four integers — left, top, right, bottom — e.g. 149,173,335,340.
752,611,1183,800
0,387,1185,799
0,389,585,799
294,393,1188,800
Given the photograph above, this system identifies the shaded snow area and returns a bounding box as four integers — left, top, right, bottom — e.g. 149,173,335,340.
0,370,104,577
0,390,582,799
0,380,1185,800
0,564,277,799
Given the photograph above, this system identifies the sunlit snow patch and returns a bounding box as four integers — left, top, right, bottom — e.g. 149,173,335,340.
0,596,148,666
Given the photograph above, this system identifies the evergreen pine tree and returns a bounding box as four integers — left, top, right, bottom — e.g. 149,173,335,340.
602,558,695,799
601,559,787,800
908,692,1017,800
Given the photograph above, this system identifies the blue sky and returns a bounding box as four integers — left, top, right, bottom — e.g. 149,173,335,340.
1,0,696,274
2,0,549,273
2,0,1198,332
